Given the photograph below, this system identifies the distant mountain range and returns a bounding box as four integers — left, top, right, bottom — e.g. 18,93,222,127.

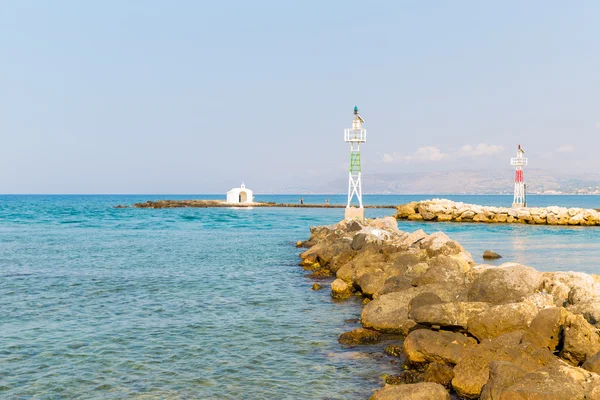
277,169,600,195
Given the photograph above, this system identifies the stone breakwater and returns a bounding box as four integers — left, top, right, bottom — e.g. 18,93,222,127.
123,200,395,209
396,198,600,226
299,217,600,399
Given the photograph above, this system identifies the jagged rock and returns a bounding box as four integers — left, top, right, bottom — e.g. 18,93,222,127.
338,328,382,346
403,329,477,365
582,351,600,374
311,283,322,291
467,302,538,341
336,250,386,282
356,269,388,297
423,362,454,388
452,331,556,398
524,307,569,351
331,279,353,299
370,382,450,400
468,263,542,304
409,302,490,329
401,229,427,248
560,313,600,365
351,233,368,250
482,250,502,259
300,241,353,269
396,202,418,218
479,361,528,400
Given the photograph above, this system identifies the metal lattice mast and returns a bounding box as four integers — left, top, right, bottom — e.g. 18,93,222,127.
510,144,528,208
344,106,367,219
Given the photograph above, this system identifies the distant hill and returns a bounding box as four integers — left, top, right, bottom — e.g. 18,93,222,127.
277,169,600,194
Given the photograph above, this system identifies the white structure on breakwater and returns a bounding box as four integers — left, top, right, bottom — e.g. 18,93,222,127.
344,106,367,221
226,183,253,204
511,144,528,208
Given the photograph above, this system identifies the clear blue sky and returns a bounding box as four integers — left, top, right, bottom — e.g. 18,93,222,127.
1,1,598,193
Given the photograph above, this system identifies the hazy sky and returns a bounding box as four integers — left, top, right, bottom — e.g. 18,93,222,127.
1,1,598,193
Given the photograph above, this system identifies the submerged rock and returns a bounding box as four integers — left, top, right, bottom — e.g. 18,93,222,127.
482,250,502,259
338,328,382,346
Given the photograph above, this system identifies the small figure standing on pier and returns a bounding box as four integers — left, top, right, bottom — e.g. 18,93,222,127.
511,144,528,208
300,198,304,205
325,198,329,205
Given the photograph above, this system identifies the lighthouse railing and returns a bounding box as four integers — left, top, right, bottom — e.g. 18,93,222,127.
344,128,367,142
510,157,528,166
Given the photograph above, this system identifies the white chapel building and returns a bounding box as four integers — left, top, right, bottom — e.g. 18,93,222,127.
226,183,253,204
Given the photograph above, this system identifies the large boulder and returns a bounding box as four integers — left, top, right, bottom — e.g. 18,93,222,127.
409,301,490,329
560,313,600,365
467,302,538,341
525,307,569,351
479,361,528,400
396,202,418,218
356,268,389,297
494,362,600,399
361,284,467,335
452,331,556,399
370,382,450,400
403,329,477,365
567,300,600,327
336,250,386,282
407,292,443,314
468,263,542,304
423,362,454,388
410,255,473,286
539,271,600,307
331,279,353,299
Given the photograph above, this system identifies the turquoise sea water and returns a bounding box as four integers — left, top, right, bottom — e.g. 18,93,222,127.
1,194,599,399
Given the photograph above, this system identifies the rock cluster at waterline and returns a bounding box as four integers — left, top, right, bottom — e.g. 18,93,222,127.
299,217,600,399
396,198,600,226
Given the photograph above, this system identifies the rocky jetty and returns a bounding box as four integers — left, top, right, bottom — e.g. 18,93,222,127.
123,200,395,209
396,198,600,226
299,217,600,399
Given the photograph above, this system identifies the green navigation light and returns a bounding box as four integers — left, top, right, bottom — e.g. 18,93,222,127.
353,106,358,114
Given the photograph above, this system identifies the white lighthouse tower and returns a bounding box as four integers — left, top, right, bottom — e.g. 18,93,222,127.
510,144,528,208
344,106,367,220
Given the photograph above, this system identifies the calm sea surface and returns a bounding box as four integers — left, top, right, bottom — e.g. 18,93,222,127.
1,194,599,399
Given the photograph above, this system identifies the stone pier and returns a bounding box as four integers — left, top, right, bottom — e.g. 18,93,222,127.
395,199,600,226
